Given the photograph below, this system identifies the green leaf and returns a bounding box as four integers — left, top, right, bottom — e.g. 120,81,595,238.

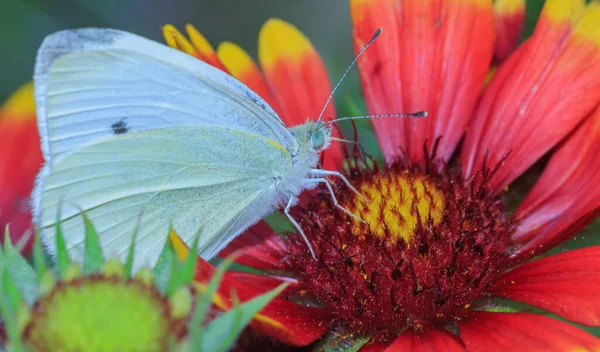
55,205,70,277
167,234,199,296
153,228,175,294
33,233,47,278
201,283,288,352
3,227,38,305
313,333,370,352
485,305,520,313
189,256,236,351
124,212,143,279
82,212,104,274
264,211,295,233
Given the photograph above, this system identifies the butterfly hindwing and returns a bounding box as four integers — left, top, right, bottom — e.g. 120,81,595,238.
40,126,292,270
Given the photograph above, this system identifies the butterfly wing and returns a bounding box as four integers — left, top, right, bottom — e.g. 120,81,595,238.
32,28,300,268
40,126,292,270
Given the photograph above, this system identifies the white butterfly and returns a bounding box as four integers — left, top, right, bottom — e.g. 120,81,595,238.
32,28,364,270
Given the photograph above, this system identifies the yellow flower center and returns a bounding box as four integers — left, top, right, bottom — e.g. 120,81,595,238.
348,172,445,243
24,278,170,352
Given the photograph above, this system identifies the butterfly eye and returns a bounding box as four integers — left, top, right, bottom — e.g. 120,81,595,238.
311,130,325,150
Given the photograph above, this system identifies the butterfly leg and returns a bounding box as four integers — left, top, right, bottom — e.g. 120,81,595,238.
284,196,317,259
308,178,366,224
309,169,369,202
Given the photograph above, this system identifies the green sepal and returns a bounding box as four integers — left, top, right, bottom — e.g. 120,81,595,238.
202,283,288,352
124,213,143,279
0,266,23,350
3,227,38,305
153,227,175,295
55,205,70,278
1,264,22,319
33,233,47,278
189,256,236,351
82,212,104,274
167,234,199,296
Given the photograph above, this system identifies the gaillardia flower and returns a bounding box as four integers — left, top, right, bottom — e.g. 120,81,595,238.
166,0,600,350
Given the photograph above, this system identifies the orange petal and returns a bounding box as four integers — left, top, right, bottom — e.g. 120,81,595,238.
493,0,526,62
512,106,599,253
185,24,228,72
169,232,330,346
258,18,343,169
461,1,600,193
0,83,42,253
459,312,600,351
216,41,281,113
350,0,495,165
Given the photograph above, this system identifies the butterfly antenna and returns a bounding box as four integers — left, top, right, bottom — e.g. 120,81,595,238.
317,28,382,122
329,111,428,124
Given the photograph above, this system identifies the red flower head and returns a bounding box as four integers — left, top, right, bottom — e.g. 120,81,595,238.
167,0,600,350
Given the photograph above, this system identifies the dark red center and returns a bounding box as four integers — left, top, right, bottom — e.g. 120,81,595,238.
284,161,515,335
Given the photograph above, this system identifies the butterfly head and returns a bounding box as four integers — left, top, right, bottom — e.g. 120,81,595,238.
310,121,332,151
289,120,332,156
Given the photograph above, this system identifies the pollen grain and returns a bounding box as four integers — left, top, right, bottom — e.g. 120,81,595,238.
348,172,444,243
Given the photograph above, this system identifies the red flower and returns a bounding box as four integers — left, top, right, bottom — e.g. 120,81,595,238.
0,82,43,253
167,0,600,350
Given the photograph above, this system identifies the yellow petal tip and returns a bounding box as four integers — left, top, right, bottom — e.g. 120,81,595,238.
573,3,600,46
2,82,35,119
162,24,196,56
494,0,525,15
185,24,215,56
542,0,585,24
169,229,190,262
259,18,315,68
217,41,255,78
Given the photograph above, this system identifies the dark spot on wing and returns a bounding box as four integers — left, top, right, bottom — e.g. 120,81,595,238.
111,119,129,134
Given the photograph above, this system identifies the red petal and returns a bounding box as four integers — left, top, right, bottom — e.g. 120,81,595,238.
459,311,600,351
229,272,300,294
513,107,600,250
258,18,343,169
384,329,464,352
350,0,495,165
170,232,330,346
359,344,388,352
492,246,600,326
493,0,526,62
461,2,600,193
218,220,288,271
216,41,281,114
0,83,43,254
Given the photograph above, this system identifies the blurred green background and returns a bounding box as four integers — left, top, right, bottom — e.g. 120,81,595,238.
1,0,546,102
